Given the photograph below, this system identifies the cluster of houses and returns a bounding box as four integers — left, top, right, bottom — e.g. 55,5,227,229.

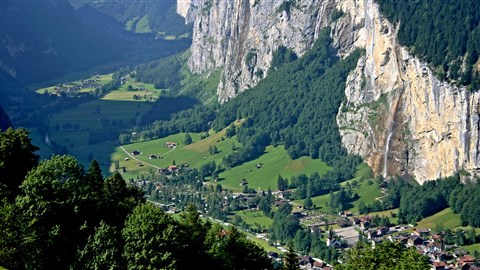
359,225,479,270
52,75,102,96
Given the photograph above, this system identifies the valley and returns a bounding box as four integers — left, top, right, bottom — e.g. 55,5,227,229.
2,0,480,269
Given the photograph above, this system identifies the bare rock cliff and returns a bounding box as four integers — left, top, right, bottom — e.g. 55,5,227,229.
178,0,480,183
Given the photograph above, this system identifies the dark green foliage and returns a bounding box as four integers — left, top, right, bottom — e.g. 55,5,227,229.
335,241,430,270
277,175,287,191
0,200,23,269
103,171,146,226
382,174,480,228
0,128,39,201
213,28,362,178
449,180,480,227
377,0,480,88
0,105,11,132
75,221,125,269
283,246,300,270
209,145,219,155
205,225,273,270
184,133,193,145
122,203,179,269
270,203,301,245
135,53,183,91
200,161,217,178
270,46,298,71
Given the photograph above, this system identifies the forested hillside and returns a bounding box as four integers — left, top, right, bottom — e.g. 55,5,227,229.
377,0,480,89
0,128,272,269
70,0,191,36
212,28,362,180
0,0,127,86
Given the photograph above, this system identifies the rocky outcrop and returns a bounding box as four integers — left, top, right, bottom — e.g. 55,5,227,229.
177,0,199,24
184,0,337,102
178,0,480,183
335,0,480,183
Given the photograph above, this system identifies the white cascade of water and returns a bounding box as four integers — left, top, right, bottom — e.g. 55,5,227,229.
383,131,393,178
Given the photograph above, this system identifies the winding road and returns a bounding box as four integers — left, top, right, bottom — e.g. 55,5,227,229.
118,145,176,170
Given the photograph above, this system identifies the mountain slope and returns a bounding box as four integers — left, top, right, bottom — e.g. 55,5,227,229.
70,0,192,36
0,0,128,86
178,0,480,183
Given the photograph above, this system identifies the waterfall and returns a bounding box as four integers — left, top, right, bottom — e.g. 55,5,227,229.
383,130,393,178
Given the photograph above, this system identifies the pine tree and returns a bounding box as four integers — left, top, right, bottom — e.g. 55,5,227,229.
283,245,300,270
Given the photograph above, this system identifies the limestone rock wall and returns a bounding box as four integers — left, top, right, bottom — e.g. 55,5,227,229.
177,0,480,183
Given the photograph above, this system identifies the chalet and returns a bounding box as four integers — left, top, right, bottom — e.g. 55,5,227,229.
292,211,304,218
240,179,248,186
425,242,443,253
326,238,342,248
148,154,158,159
435,252,453,262
360,219,371,230
124,157,130,161
297,255,312,266
413,228,430,236
432,261,447,270
457,255,475,269
267,251,279,259
165,142,177,148
367,229,378,239
312,261,326,269
137,163,144,167
255,163,263,169
131,150,141,156
167,165,179,173
275,200,288,207
308,224,323,234
407,236,424,247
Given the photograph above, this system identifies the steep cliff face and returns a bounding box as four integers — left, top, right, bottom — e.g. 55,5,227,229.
185,0,337,102
179,0,480,183
335,0,480,183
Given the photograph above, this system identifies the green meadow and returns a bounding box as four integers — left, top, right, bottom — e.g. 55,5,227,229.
102,76,159,102
36,73,113,95
218,146,330,192
112,126,331,191
232,210,273,230
47,97,152,170
415,208,461,230
296,163,381,213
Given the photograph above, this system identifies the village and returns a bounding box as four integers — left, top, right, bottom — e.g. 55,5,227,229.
125,157,479,270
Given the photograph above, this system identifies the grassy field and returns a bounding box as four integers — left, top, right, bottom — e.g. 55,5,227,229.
112,126,331,191
415,208,461,230
102,76,159,102
135,15,151,33
297,163,381,213
217,146,330,191
358,208,399,224
47,98,152,171
233,210,273,230
247,235,281,253
125,17,138,31
111,128,239,179
462,243,480,254
36,73,113,95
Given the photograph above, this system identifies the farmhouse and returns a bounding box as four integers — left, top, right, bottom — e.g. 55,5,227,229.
148,154,158,159
165,142,177,148
131,150,141,156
